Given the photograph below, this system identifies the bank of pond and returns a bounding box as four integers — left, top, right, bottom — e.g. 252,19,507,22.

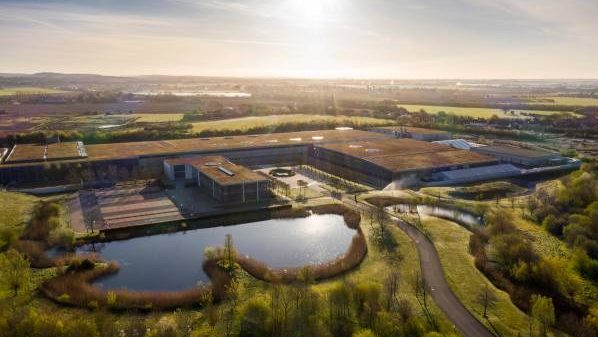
364,195,485,229
41,204,367,310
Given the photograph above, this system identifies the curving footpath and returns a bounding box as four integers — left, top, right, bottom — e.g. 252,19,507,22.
393,216,495,337
343,196,495,337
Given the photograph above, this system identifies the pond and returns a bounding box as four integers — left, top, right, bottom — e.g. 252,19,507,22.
77,214,356,291
386,204,482,227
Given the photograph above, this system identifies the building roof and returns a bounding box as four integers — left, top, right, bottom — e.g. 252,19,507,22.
166,156,269,186
4,142,87,164
375,126,450,135
2,129,388,167
474,145,558,159
432,139,485,150
439,164,521,181
315,138,496,173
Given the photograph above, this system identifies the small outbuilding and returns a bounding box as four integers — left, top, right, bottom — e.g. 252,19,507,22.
164,156,271,203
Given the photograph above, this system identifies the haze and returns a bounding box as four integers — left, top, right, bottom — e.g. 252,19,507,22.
1,0,598,78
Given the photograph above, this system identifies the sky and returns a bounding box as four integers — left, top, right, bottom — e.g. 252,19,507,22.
1,0,597,79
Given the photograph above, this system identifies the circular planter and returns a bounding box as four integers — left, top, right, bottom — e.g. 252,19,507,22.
269,168,296,178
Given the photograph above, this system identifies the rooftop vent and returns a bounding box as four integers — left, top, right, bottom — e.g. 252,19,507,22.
365,148,381,153
349,144,363,148
312,136,324,140
290,138,302,142
205,161,221,167
218,166,235,176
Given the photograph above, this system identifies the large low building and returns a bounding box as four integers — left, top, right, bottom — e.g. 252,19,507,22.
164,156,271,203
0,128,571,190
0,129,386,186
311,138,496,188
471,145,564,167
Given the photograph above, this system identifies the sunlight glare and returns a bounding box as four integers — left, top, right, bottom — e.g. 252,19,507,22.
285,0,338,21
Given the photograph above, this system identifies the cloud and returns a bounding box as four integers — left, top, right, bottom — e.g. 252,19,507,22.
462,0,598,40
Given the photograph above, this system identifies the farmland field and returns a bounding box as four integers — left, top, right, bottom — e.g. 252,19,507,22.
535,96,598,106
0,86,68,96
191,114,394,133
131,113,184,122
398,104,577,119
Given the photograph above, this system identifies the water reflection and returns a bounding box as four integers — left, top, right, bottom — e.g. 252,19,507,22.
77,214,355,291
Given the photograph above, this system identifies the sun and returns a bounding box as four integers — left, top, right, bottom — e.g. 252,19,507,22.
285,0,337,21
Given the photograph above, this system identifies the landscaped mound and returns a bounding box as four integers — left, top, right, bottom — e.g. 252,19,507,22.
449,181,526,200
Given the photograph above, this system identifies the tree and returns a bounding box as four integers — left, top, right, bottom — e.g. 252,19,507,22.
383,270,400,311
475,285,497,319
0,249,31,298
531,295,555,337
328,281,355,337
297,180,308,200
220,234,238,273
239,298,272,337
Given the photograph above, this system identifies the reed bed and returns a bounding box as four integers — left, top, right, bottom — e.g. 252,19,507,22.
234,203,367,283
364,196,414,208
13,240,54,268
41,259,231,311
236,230,367,283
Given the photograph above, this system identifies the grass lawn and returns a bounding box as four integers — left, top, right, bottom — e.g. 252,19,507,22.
132,113,184,123
398,104,577,119
0,87,69,96
0,192,38,243
289,186,324,200
191,114,393,133
310,206,463,336
421,216,532,337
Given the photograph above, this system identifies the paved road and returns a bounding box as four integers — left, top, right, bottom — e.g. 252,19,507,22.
342,196,495,337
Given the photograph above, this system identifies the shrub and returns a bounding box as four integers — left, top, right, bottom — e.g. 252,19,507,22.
57,293,71,303
489,233,536,269
542,214,566,237
49,227,75,249
573,249,598,282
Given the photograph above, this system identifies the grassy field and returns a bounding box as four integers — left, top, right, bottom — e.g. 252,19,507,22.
398,104,577,119
0,192,38,238
0,87,68,96
191,114,393,133
131,113,184,123
535,96,598,106
421,216,532,337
